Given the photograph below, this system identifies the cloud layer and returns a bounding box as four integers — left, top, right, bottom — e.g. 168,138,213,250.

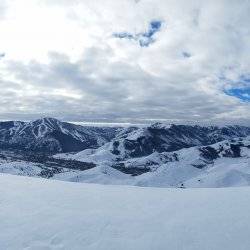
0,0,250,124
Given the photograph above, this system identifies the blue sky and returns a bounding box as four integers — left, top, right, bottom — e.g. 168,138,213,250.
225,88,250,101
224,76,250,101
113,20,162,47
223,75,250,102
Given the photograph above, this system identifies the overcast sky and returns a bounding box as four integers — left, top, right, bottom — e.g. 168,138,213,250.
0,0,250,124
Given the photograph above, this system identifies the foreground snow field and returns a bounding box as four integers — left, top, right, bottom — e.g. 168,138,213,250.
1,174,250,250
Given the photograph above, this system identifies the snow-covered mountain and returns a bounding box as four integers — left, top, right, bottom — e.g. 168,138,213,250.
1,121,250,188
53,136,250,188
56,123,250,164
0,117,118,153
105,123,250,159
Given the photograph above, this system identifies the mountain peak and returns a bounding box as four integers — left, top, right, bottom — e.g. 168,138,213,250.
28,117,62,130
36,117,61,124
149,122,171,129
0,118,118,153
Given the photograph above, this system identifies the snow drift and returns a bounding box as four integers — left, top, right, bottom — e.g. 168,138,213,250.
1,174,250,250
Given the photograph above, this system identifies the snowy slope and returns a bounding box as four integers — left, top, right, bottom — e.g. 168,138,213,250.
0,161,42,176
51,137,250,188
52,155,250,188
54,165,134,185
0,137,250,188
1,174,250,250
57,123,250,162
96,123,250,159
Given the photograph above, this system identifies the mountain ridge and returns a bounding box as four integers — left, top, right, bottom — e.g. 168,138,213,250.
1,118,250,188
0,117,119,153
1,117,250,155
104,122,250,159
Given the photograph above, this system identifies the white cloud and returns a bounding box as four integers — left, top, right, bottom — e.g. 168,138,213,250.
0,0,250,123
0,0,7,19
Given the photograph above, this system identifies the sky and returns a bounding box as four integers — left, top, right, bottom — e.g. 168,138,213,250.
0,0,250,124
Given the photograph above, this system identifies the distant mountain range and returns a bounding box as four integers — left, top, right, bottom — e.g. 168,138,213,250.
2,118,250,155
1,118,250,188
0,117,118,153
90,122,250,159
55,135,250,188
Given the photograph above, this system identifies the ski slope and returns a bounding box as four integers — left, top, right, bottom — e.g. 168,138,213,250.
1,174,250,250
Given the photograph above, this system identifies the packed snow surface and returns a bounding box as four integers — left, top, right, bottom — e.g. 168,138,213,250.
1,174,250,250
